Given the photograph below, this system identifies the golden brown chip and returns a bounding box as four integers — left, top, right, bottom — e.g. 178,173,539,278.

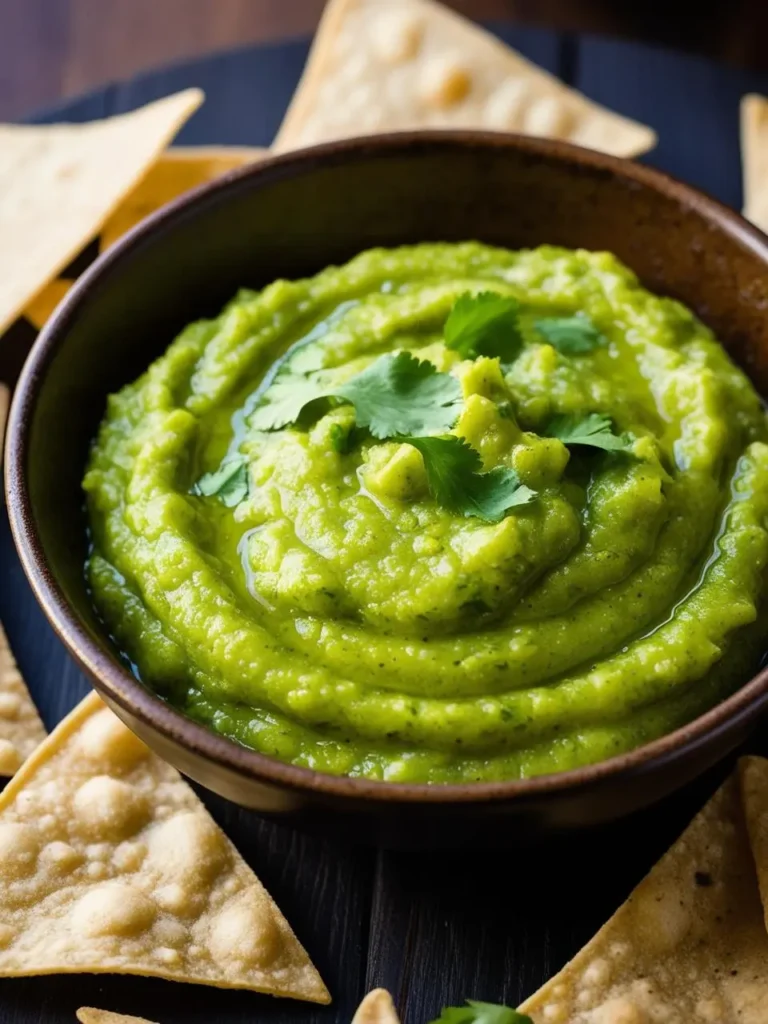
0,621,46,776
741,94,768,233
24,278,75,331
0,89,202,339
99,145,265,251
0,691,329,1003
21,146,264,329
20,144,264,327
274,0,655,158
518,772,768,1023
78,1011,158,1024
352,988,401,1024
739,755,768,930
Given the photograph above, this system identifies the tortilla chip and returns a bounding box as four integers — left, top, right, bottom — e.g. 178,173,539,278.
78,1012,157,1024
80,984,400,1024
518,772,768,1023
273,0,655,158
21,146,264,329
99,145,265,251
0,89,202,339
352,989,401,1024
739,755,768,929
741,94,768,233
0,622,46,776
0,691,329,1003
24,277,75,331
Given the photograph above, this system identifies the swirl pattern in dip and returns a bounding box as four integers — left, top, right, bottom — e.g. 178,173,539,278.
84,244,768,783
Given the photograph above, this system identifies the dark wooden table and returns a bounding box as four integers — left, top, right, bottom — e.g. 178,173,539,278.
2,0,768,122
3,9,768,1024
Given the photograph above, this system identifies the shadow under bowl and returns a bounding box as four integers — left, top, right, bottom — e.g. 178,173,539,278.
6,132,768,848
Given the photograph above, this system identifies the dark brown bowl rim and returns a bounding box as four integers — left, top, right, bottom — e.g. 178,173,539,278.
6,129,768,807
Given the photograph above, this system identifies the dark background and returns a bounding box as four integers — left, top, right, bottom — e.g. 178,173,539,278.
3,0,768,122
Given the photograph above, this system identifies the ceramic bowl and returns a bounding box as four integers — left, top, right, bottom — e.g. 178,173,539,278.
7,132,768,847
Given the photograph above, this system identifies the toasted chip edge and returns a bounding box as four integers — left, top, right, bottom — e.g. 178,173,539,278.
352,988,401,1024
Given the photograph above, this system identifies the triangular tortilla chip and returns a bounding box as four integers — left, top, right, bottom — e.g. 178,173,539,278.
99,145,265,251
24,277,75,331
739,755,768,931
0,89,202,339
22,145,264,330
0,692,329,1003
78,1012,157,1024
518,773,768,1023
741,94,768,233
0,621,46,776
274,0,655,158
353,989,401,1024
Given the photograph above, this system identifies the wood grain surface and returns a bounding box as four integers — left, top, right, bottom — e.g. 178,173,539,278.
2,0,768,121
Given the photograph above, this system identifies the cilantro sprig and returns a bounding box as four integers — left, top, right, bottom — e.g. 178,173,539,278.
249,351,461,437
444,292,523,363
443,293,603,362
428,1000,533,1024
202,295,550,521
545,413,634,453
249,373,328,432
403,436,535,524
195,456,250,507
335,352,462,438
535,314,604,354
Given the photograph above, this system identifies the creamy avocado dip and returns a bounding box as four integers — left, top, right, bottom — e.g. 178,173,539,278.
83,243,768,784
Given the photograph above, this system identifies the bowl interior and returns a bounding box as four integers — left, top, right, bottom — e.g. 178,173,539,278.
10,133,768,809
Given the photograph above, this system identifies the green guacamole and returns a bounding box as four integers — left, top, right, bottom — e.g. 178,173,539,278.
83,243,768,783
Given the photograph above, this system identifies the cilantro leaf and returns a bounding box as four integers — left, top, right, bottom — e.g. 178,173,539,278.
428,1000,533,1024
250,373,329,431
329,423,350,454
465,468,537,522
535,313,604,354
402,435,536,523
195,456,250,507
545,413,634,453
335,352,462,439
329,422,366,455
444,292,523,363
250,352,461,437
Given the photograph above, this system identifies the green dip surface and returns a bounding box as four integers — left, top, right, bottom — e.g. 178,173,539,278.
84,243,768,783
